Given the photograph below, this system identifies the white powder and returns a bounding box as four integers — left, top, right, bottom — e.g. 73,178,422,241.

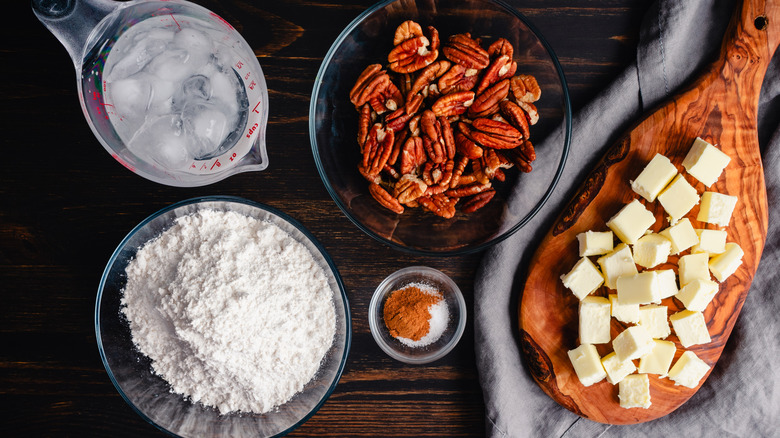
120,209,336,414
396,283,450,348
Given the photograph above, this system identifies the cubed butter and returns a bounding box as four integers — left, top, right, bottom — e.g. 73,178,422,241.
682,137,730,187
638,340,676,376
609,293,640,324
597,243,638,289
613,325,655,362
692,229,727,255
606,199,657,244
678,252,711,286
709,242,744,282
670,310,711,348
568,344,607,387
577,230,614,257
660,218,699,254
618,374,652,409
632,233,671,269
676,278,719,312
697,192,738,227
657,269,679,300
579,296,612,344
639,305,670,339
668,350,710,388
616,271,661,305
658,174,700,224
631,153,678,202
602,351,637,385
561,257,605,300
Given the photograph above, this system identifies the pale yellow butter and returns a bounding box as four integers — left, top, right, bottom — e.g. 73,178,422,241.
682,137,730,187
632,233,671,269
709,242,744,282
609,293,640,324
577,230,614,257
631,153,678,202
660,218,699,254
676,278,719,312
597,243,638,289
670,310,711,348
602,351,637,385
638,304,670,339
668,350,710,388
638,340,676,376
579,296,612,344
656,269,679,300
658,174,700,224
697,191,738,227
619,374,652,409
613,325,655,362
692,229,727,255
568,344,607,387
561,257,605,300
616,271,661,305
606,199,657,244
678,252,711,286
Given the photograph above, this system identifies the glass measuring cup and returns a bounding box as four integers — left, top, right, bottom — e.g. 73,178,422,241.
32,0,269,187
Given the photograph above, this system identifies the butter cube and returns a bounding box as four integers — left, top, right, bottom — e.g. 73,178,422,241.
631,153,678,202
618,374,652,409
660,218,699,254
670,310,711,348
692,229,727,255
616,271,661,305
601,352,637,385
638,305,670,339
568,344,607,386
607,199,657,244
579,296,612,344
678,253,711,286
632,233,671,269
682,137,730,187
638,340,676,376
609,294,639,324
657,269,679,300
561,257,605,300
676,279,719,312
697,192,738,227
709,242,744,282
613,325,655,362
577,230,614,257
657,174,700,224
597,243,638,289
668,350,710,388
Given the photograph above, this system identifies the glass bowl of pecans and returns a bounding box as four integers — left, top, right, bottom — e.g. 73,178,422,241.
310,0,571,254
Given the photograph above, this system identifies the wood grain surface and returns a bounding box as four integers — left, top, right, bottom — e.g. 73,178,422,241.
520,0,777,425
1,0,654,436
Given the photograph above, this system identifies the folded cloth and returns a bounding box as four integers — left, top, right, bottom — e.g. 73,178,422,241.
474,0,780,436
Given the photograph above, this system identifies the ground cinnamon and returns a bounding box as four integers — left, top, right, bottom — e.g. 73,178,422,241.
383,285,442,341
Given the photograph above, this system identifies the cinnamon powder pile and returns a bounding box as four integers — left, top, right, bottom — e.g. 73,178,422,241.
383,285,442,341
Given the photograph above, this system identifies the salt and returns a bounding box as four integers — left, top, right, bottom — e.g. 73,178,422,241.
395,283,450,347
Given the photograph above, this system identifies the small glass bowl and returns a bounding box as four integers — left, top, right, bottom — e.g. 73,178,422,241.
369,266,466,364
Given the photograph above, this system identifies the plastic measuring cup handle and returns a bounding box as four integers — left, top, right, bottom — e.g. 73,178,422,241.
32,0,121,69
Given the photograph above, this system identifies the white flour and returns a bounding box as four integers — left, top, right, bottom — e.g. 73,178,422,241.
121,209,336,414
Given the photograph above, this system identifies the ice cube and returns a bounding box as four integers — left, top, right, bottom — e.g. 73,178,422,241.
128,115,191,169
147,48,208,82
106,33,172,81
173,28,212,54
183,103,229,158
209,68,241,115
108,76,151,118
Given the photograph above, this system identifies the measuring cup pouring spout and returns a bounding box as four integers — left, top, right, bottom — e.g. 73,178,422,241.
32,0,270,187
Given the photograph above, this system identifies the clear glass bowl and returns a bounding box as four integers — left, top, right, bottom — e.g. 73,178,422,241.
95,196,351,437
369,266,466,364
310,0,571,255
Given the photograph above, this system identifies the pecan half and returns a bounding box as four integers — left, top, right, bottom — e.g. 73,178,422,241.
475,55,516,95
499,100,530,140
450,155,470,188
388,128,408,165
438,117,456,159
350,64,403,114
388,26,440,74
438,64,480,94
393,20,423,46
499,148,533,173
385,108,413,133
357,104,373,151
469,118,523,149
362,124,395,176
421,110,446,163
461,189,496,213
431,91,474,118
394,174,427,204
488,38,513,59
510,74,541,103
468,78,509,118
446,182,492,198
517,100,539,125
369,182,404,214
418,194,458,218
455,131,483,159
400,136,426,174
442,33,489,69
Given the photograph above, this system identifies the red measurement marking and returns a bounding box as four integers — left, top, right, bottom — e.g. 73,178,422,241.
210,159,221,170
112,153,135,172
252,101,262,114
92,91,99,100
248,80,256,90
229,152,237,162
235,61,243,70
209,12,234,30
171,14,181,30
246,123,259,138
244,71,251,80
200,163,208,170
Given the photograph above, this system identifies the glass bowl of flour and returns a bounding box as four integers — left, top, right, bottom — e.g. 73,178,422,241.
96,196,351,437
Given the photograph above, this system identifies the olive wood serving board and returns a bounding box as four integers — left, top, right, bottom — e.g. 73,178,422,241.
519,0,779,425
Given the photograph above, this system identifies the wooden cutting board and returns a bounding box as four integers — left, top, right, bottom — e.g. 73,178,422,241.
519,0,779,425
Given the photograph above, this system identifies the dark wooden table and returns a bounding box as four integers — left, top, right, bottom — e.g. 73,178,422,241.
1,1,651,436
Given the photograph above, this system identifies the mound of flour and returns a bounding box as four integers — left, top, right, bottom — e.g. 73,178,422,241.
121,209,336,414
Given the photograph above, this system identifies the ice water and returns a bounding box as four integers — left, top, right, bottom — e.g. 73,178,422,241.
102,15,249,170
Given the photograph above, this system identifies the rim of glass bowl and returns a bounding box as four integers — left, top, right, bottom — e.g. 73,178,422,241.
368,266,467,364
309,0,572,256
95,195,352,438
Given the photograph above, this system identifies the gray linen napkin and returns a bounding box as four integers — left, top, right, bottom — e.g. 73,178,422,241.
474,0,780,436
